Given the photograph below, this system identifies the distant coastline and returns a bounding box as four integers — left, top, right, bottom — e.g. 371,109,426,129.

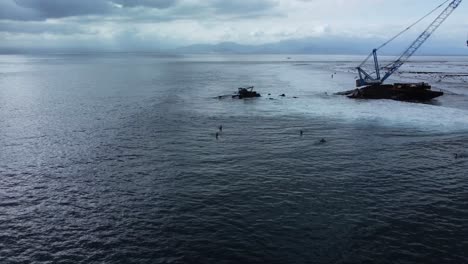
1,37,467,56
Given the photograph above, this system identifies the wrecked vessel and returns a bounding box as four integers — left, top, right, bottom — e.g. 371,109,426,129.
232,86,261,99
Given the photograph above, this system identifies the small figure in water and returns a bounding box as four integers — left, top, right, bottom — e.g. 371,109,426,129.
300,130,303,136
216,132,219,140
219,125,223,132
320,138,327,143
331,74,334,79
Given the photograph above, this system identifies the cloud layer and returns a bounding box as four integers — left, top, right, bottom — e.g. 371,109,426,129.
0,0,112,20
0,0,277,21
0,0,466,53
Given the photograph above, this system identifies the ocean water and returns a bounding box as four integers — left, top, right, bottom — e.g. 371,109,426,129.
0,53,468,263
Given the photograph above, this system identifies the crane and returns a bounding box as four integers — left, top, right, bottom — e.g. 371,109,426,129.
356,0,463,87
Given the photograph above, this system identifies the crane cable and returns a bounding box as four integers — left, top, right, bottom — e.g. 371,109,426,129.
358,0,450,68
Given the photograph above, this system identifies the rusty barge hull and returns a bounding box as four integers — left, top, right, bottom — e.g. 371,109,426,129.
337,83,443,102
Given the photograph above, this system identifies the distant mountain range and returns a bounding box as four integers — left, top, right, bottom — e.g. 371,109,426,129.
2,36,465,55
175,37,467,56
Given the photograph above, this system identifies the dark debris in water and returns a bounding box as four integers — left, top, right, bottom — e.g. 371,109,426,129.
216,88,299,100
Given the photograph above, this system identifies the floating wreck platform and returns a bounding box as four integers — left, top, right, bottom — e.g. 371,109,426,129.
337,82,443,102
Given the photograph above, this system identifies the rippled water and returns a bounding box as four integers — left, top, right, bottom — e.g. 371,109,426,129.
1,54,468,263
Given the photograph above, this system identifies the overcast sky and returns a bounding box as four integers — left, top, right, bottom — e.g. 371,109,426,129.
0,0,467,53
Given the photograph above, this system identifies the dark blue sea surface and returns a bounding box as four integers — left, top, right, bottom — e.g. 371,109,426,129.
1,54,468,263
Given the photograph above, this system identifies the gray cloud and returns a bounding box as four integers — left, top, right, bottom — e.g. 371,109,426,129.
0,0,42,21
0,0,180,21
9,0,112,20
209,0,278,14
0,0,278,21
0,21,90,34
112,0,178,8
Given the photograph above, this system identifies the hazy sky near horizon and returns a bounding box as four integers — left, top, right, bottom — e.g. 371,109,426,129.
0,0,466,52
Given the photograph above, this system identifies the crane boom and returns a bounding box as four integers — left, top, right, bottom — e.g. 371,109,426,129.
356,0,462,87
381,0,462,82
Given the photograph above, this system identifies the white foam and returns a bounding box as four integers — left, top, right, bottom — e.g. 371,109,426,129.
278,60,468,132
287,96,468,132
